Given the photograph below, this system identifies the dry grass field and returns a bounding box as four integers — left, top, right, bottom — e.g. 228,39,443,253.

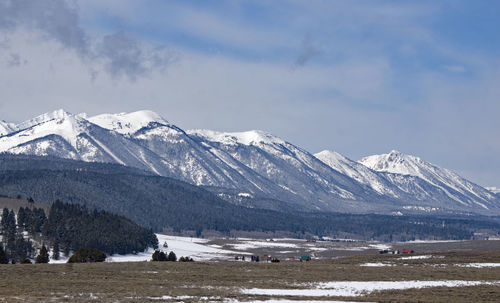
1,250,500,302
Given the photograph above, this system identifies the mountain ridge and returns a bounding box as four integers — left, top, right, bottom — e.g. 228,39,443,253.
1,109,499,216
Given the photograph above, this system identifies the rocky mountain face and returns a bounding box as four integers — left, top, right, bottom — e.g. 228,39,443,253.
1,109,499,215
359,150,498,210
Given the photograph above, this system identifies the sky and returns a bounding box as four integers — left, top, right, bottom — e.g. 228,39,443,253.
0,0,499,186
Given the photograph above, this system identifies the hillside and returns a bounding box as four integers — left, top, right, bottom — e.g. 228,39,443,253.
0,198,158,263
0,154,499,241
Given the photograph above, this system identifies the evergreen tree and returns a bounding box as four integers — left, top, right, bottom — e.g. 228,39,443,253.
152,250,160,261
5,210,17,260
0,245,8,264
67,248,106,263
152,250,167,261
17,207,26,231
36,245,49,263
13,232,33,263
167,251,177,262
1,208,9,239
52,239,60,260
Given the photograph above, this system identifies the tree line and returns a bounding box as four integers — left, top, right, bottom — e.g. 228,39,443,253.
0,200,158,264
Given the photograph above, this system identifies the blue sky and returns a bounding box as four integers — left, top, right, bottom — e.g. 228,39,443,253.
0,0,499,186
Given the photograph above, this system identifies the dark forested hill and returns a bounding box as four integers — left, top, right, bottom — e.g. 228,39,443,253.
0,154,499,241
0,199,158,263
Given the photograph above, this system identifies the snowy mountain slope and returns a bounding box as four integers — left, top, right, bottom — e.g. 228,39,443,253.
359,150,498,210
486,187,500,194
0,110,295,203
315,150,401,198
0,120,16,136
0,110,171,174
314,150,477,208
89,110,169,135
188,130,386,211
129,124,291,197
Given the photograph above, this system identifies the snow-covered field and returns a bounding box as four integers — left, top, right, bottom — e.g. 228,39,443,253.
360,262,395,267
101,235,395,263
46,234,500,265
456,263,500,268
107,234,245,262
241,280,500,297
399,255,435,260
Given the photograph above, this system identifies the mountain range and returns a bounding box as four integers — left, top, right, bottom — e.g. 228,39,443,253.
0,109,499,216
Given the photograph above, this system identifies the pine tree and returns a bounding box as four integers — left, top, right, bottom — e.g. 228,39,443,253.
13,232,33,263
5,210,17,260
52,239,60,260
36,245,50,263
152,250,160,261
17,207,26,231
0,245,8,264
67,248,106,263
152,250,167,261
1,208,9,239
167,251,177,262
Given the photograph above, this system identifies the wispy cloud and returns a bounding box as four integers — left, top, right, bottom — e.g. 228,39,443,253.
292,34,321,69
0,0,176,80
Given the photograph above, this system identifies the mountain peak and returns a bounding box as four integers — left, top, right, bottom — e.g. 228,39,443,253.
189,129,285,146
16,109,76,130
0,109,87,151
89,110,169,135
359,150,423,175
315,150,347,162
388,149,401,156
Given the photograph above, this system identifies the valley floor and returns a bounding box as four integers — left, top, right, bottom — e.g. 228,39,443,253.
106,234,500,263
1,250,500,302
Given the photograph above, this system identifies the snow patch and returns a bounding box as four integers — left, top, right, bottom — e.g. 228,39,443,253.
242,280,500,297
456,263,500,268
89,110,169,135
189,129,286,146
107,234,244,262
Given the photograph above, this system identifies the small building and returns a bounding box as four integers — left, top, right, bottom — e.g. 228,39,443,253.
402,249,414,254
287,257,295,262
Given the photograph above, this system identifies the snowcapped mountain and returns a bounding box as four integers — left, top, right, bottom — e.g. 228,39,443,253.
0,109,167,172
0,109,499,215
188,130,385,211
315,150,498,212
359,150,498,210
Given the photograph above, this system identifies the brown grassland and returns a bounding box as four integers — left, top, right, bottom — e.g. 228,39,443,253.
0,250,499,302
